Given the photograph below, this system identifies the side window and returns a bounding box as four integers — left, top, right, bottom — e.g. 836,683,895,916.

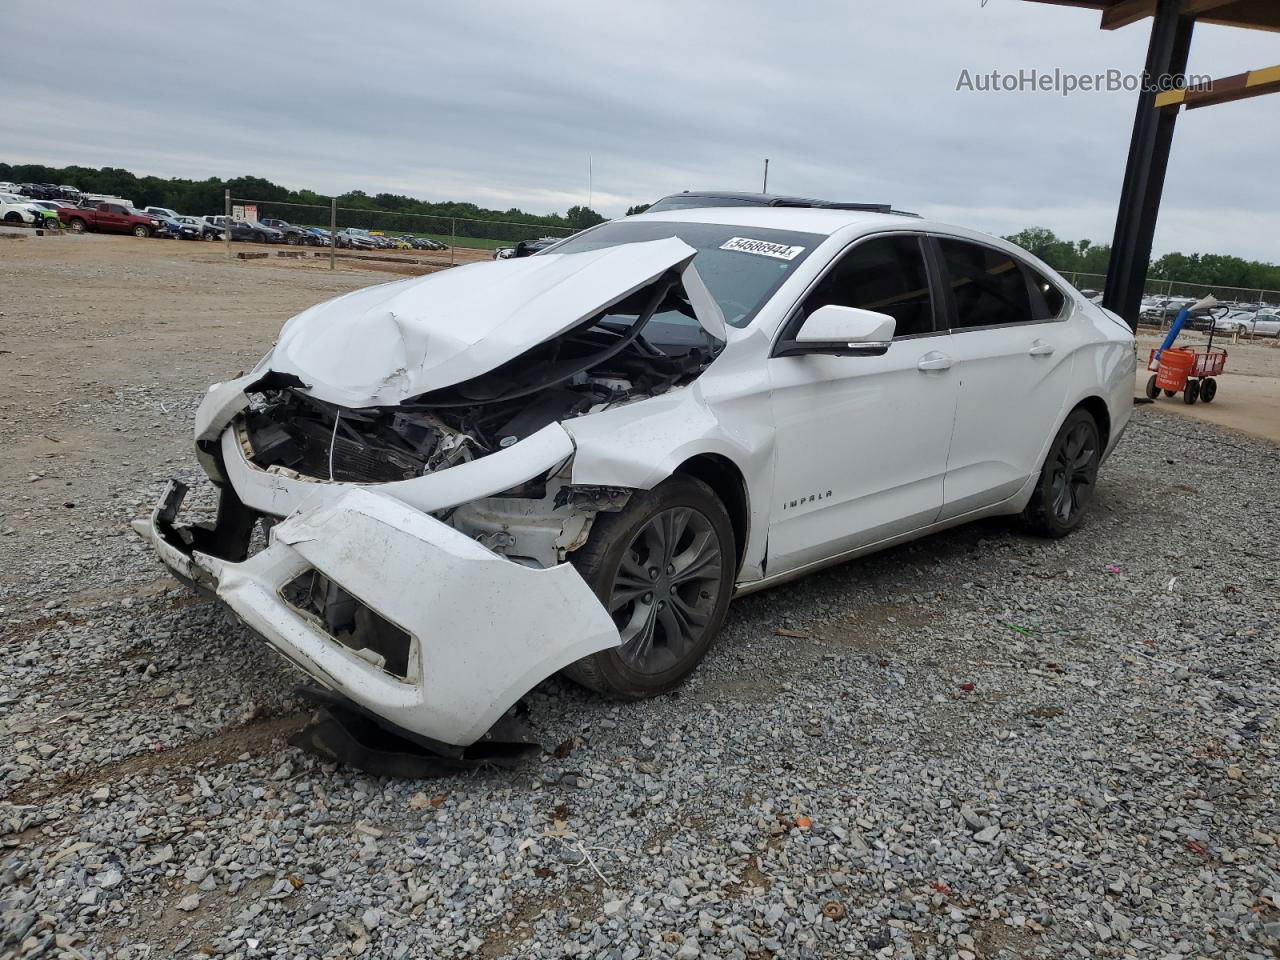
98,203,110,213
800,235,935,338
938,239,1034,329
1025,265,1066,319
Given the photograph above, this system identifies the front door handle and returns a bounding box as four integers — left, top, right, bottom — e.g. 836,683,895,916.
917,351,953,372
1029,340,1055,357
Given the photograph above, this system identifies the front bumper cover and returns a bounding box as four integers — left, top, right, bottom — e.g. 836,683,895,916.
133,481,619,747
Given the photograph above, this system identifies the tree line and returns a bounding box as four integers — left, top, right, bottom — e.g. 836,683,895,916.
1003,226,1280,294
0,162,607,242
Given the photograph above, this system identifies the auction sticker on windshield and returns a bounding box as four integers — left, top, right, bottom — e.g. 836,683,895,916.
719,237,806,261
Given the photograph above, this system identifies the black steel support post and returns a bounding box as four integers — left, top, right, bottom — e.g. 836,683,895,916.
1102,0,1194,329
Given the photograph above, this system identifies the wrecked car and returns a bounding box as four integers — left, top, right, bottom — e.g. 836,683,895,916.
135,203,1136,753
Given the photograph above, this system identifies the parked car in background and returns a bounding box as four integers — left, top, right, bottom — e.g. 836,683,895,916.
302,227,334,247
1213,309,1280,338
59,202,163,237
260,219,312,244
25,200,68,228
170,215,220,240
204,216,285,244
493,236,564,259
144,206,181,221
0,192,43,225
336,227,377,249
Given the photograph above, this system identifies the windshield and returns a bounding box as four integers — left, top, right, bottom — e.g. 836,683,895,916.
547,220,823,328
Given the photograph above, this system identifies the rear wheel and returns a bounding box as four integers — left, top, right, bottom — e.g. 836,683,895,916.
203,231,217,241
1021,409,1101,539
1163,389,1176,397
67,218,87,233
1183,380,1200,405
132,224,150,238
564,476,735,699
1200,378,1217,403
1145,375,1160,400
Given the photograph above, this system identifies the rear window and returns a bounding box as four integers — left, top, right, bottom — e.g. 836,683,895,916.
938,239,1034,329
548,220,824,328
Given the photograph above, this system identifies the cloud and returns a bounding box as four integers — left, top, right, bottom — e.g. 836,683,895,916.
4,0,1276,260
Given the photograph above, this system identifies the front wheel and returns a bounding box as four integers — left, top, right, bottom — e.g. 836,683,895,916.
1145,375,1160,400
564,476,735,699
1021,409,1101,539
1183,380,1200,405
67,218,87,233
1200,378,1217,403
132,224,150,238
3,212,20,224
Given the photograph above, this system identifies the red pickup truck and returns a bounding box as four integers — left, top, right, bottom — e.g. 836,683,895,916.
59,202,161,238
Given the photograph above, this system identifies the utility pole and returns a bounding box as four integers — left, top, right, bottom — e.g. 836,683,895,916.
223,188,231,259
762,159,769,193
329,198,336,271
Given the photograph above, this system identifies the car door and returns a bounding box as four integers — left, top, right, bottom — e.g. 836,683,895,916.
765,233,959,575
931,236,1079,520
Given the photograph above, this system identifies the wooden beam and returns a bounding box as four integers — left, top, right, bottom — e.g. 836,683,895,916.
1101,0,1159,29
1180,0,1238,13
1155,63,1280,108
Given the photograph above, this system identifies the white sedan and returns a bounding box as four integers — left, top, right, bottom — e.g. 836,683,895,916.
134,204,1135,749
0,192,42,224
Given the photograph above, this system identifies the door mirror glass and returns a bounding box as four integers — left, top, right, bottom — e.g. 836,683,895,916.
794,304,896,346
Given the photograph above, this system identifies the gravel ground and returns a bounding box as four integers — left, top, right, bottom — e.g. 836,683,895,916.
2,240,1279,959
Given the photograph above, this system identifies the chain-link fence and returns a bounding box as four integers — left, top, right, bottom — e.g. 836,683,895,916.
1064,271,1280,307
221,192,575,269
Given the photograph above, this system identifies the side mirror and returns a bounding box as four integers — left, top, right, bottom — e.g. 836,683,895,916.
775,305,897,357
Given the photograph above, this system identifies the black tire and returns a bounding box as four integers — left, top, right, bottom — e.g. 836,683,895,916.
253,231,266,244
1183,380,1199,405
67,218,87,233
563,476,735,699
132,224,150,238
286,233,299,245
1163,389,1176,398
1200,378,1217,403
1021,408,1101,539
3,212,20,223
1145,375,1160,400
203,231,217,241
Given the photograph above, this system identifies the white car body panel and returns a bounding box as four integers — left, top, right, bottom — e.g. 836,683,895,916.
136,205,1136,747
135,488,617,745
268,237,704,407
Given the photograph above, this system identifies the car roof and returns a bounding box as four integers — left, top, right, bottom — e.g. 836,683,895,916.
625,204,1002,243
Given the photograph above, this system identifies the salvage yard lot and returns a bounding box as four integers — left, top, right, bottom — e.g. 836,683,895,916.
1,235,1278,959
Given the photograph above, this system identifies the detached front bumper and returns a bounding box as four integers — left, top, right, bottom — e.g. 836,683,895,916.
133,482,619,747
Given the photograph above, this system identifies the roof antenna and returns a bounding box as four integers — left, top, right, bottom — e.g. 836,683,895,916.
762,158,769,193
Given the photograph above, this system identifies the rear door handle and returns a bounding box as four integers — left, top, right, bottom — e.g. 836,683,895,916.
1029,340,1055,357
917,351,952,372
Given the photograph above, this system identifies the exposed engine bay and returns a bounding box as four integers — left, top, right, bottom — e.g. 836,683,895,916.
241,271,719,486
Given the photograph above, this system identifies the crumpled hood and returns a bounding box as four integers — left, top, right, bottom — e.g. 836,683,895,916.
264,237,707,408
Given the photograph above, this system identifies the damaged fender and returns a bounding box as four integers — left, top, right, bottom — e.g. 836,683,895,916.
137,487,620,746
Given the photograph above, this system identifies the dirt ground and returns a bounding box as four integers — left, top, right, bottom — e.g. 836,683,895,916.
1135,329,1280,444
0,232,488,503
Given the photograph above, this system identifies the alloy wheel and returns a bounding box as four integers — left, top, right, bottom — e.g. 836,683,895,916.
1049,421,1097,523
608,507,724,675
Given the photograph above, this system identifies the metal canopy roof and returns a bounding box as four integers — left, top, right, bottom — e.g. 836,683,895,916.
1025,0,1280,31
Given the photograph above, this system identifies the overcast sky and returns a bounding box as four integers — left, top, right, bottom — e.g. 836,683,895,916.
4,0,1277,261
